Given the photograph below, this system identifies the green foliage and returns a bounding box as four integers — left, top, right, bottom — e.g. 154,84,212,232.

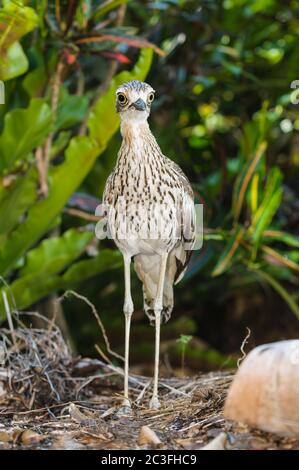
212,225,244,277
0,168,37,245
250,167,283,255
55,90,89,132
210,139,298,315
132,0,299,324
0,1,39,80
0,0,153,320
232,141,267,222
0,0,299,364
0,136,99,277
176,335,193,347
253,269,299,320
176,334,193,374
0,45,150,280
19,228,94,278
93,0,129,20
0,249,122,315
0,98,52,174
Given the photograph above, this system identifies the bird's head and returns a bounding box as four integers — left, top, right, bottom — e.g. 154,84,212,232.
115,80,155,123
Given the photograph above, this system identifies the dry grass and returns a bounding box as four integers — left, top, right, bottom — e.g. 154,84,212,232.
1,317,299,450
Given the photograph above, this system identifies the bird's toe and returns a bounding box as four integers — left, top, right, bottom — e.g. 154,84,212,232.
149,396,161,410
116,399,133,417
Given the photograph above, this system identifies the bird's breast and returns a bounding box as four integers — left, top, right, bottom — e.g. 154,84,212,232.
103,151,192,257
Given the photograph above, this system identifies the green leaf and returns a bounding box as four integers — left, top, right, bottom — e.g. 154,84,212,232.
250,167,283,254
232,141,267,221
0,49,153,276
55,89,89,131
212,225,244,277
220,58,242,76
0,2,39,80
0,249,122,318
0,168,37,244
176,334,193,346
261,245,299,273
252,167,283,227
249,173,259,215
92,0,128,20
62,248,122,282
20,228,94,278
1,273,60,316
76,0,92,28
22,66,47,97
0,136,99,275
252,188,282,248
0,2,39,45
263,230,299,249
287,251,299,263
253,269,299,320
0,98,52,174
0,41,28,81
50,131,72,159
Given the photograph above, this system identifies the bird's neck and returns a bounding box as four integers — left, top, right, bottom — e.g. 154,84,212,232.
120,119,151,145
119,119,163,165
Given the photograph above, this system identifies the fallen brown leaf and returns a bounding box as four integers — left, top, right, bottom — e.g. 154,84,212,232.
201,432,228,450
21,429,43,446
0,431,12,443
138,426,161,446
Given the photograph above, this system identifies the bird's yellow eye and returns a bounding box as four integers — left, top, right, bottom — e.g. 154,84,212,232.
147,92,155,104
117,93,127,105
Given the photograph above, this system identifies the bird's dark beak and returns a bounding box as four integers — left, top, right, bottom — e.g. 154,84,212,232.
131,98,146,111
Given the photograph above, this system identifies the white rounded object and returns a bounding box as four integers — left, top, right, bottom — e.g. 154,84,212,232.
224,340,299,436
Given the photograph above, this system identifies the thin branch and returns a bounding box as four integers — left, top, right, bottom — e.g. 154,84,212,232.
58,290,124,362
2,291,17,347
36,59,65,197
64,207,101,222
237,327,251,368
64,0,79,35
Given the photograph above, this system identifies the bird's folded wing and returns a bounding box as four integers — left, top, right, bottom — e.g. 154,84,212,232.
174,192,196,285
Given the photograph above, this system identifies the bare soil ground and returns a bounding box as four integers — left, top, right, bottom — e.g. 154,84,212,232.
1,324,299,450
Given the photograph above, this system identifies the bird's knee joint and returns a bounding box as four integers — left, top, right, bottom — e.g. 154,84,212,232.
124,299,134,317
153,302,162,318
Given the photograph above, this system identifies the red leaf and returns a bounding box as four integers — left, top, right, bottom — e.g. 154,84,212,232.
66,54,77,65
101,51,131,64
76,34,165,56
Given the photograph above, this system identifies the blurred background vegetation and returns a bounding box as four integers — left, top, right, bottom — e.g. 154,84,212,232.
0,0,299,375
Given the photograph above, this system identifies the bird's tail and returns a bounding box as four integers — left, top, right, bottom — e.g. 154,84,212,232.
134,253,176,325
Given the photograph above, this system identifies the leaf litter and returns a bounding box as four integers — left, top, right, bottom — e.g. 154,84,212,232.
0,313,299,450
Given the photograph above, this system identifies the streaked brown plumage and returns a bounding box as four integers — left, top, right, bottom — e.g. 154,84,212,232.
103,80,195,410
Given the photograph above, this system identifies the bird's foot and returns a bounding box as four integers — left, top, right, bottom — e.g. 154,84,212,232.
116,398,133,417
149,396,161,410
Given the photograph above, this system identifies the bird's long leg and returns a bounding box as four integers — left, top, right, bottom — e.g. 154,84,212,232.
122,254,134,411
149,252,168,409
